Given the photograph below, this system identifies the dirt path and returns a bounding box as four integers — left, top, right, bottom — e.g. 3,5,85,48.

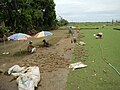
0,30,79,90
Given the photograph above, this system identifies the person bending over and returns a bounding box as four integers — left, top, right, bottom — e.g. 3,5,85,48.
42,39,50,47
27,41,36,53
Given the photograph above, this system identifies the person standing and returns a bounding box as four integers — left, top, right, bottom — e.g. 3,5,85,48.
73,36,77,43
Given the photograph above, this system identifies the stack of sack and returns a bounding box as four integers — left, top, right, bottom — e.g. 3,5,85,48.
8,65,40,90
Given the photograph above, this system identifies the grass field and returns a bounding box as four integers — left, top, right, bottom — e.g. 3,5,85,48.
66,23,120,90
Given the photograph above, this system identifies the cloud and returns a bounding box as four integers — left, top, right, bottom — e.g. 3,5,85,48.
54,0,120,22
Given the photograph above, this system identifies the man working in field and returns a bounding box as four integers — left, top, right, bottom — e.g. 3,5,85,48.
42,39,50,47
27,41,36,53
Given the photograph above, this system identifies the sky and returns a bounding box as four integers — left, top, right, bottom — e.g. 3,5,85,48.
54,0,120,22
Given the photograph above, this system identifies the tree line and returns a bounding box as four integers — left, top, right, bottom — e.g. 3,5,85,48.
0,0,68,38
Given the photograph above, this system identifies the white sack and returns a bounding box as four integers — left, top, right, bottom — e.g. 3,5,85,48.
79,41,86,46
17,75,34,90
69,62,87,70
16,66,40,90
31,48,36,53
24,66,40,87
8,65,25,75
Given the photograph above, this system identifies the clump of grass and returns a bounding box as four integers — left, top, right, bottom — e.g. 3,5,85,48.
13,50,29,56
113,28,120,31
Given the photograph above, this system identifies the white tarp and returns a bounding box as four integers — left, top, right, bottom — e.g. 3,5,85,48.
8,65,40,90
69,62,87,70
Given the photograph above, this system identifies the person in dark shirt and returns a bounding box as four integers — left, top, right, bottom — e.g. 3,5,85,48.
42,39,50,47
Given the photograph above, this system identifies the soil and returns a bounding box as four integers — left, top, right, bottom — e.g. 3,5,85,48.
0,30,79,90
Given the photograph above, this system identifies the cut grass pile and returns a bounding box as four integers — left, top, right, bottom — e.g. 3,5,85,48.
66,23,120,90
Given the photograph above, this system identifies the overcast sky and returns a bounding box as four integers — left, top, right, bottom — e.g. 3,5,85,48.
54,0,120,22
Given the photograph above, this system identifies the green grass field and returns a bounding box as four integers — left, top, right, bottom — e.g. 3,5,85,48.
66,23,120,90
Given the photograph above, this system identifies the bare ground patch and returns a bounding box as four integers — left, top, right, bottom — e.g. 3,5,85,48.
0,30,79,90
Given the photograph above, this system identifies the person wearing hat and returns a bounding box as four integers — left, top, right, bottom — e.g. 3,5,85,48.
27,41,36,53
73,36,77,43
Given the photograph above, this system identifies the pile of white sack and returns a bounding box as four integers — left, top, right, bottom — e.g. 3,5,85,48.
93,32,103,39
8,65,40,90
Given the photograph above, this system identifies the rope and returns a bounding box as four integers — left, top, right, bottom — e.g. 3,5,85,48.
99,41,120,76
